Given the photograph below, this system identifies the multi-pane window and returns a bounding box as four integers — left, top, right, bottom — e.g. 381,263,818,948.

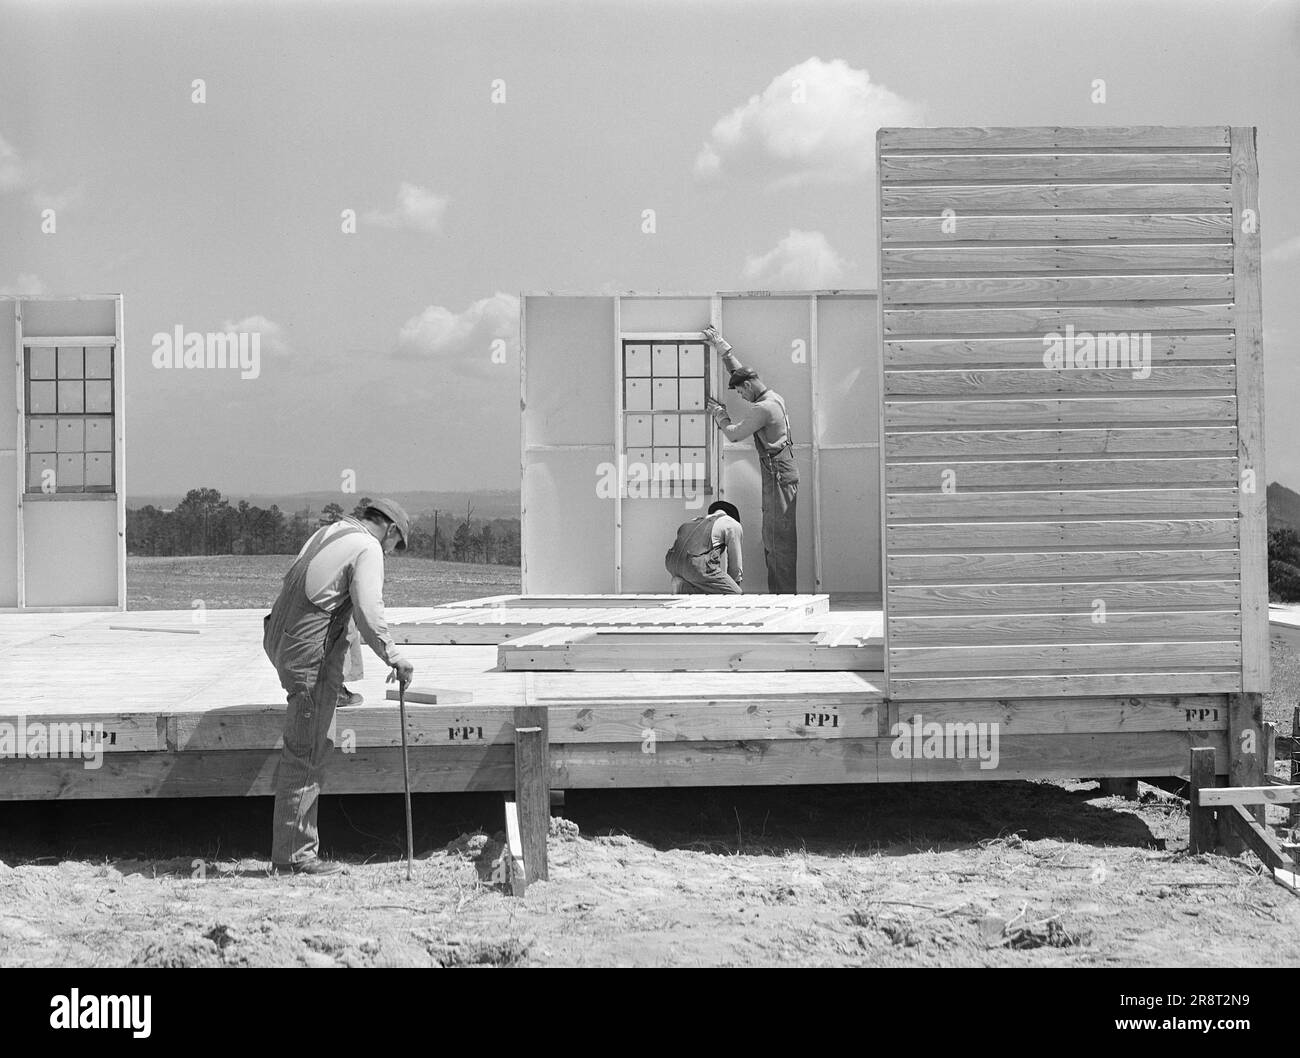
25,344,115,494
622,340,709,486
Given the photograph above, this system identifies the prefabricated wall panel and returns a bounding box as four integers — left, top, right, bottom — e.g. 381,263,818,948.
0,304,17,606
522,292,882,595
4,295,125,611
876,126,1265,699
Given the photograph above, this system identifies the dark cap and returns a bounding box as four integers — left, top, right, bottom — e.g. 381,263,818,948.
708,500,740,522
728,367,760,390
365,498,411,551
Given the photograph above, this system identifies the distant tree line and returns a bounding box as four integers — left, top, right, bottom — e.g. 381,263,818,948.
1269,527,1300,602
127,488,521,565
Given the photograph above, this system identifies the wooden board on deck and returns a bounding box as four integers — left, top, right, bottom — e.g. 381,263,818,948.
392,594,831,644
497,626,883,671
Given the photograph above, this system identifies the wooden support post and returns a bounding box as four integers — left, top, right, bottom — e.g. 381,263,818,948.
1291,706,1300,831
513,704,549,884
1264,720,1276,781
1189,747,1217,855
1099,778,1139,799
1225,692,1265,851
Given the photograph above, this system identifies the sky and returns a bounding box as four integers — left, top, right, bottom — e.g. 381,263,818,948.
1,0,1298,497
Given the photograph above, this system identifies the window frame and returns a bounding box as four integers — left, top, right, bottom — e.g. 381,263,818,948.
23,343,116,496
620,338,713,497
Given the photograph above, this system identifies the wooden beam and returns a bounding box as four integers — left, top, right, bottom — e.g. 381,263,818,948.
498,627,883,672
108,624,201,635
1231,126,1268,695
513,704,548,883
519,296,528,592
14,301,24,611
18,335,118,347
1223,804,1292,873
1189,746,1217,854
1228,691,1266,819
1292,706,1300,830
809,293,823,593
1197,785,1300,806
0,746,518,799
875,127,892,698
383,688,474,706
612,296,622,594
114,295,126,611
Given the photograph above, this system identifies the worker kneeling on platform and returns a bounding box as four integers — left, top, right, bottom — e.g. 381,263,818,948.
262,499,415,876
665,500,744,594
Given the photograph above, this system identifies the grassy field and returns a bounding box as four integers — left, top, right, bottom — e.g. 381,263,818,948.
127,554,520,610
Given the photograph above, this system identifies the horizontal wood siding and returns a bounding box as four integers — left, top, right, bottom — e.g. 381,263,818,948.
877,125,1263,699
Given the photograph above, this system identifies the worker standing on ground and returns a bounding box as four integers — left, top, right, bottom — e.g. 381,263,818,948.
666,500,744,594
262,499,414,875
702,324,798,593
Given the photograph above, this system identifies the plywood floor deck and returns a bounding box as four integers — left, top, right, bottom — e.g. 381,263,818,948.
0,595,1225,799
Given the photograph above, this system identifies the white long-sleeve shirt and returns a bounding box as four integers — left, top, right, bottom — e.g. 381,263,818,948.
298,517,407,667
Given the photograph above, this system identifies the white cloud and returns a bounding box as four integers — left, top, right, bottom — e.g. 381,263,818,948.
741,230,855,289
395,292,519,378
0,273,48,296
365,182,449,233
0,134,26,192
695,57,923,189
221,314,289,356
1265,234,1300,264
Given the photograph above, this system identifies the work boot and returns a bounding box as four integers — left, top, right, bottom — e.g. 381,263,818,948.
270,859,346,877
338,686,364,707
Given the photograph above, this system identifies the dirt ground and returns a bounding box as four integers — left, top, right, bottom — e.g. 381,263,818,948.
1,777,1296,968
6,561,1292,967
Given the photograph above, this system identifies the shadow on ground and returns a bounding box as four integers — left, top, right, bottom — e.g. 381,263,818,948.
0,779,1168,869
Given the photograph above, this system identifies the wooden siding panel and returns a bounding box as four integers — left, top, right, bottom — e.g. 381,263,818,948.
877,125,1259,700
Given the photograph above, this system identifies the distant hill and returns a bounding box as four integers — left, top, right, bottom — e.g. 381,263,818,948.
1268,481,1300,533
130,489,521,520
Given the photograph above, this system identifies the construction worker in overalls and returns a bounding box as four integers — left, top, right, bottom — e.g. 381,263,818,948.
703,325,798,593
262,499,414,875
665,500,744,594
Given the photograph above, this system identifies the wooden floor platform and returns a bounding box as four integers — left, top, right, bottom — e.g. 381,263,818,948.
0,594,1228,800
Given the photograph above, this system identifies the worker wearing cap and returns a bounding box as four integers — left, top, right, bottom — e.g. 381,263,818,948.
701,325,798,593
666,500,745,594
262,498,415,875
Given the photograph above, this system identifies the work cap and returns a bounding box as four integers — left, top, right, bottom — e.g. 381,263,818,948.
368,498,411,551
708,500,740,522
728,367,760,390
